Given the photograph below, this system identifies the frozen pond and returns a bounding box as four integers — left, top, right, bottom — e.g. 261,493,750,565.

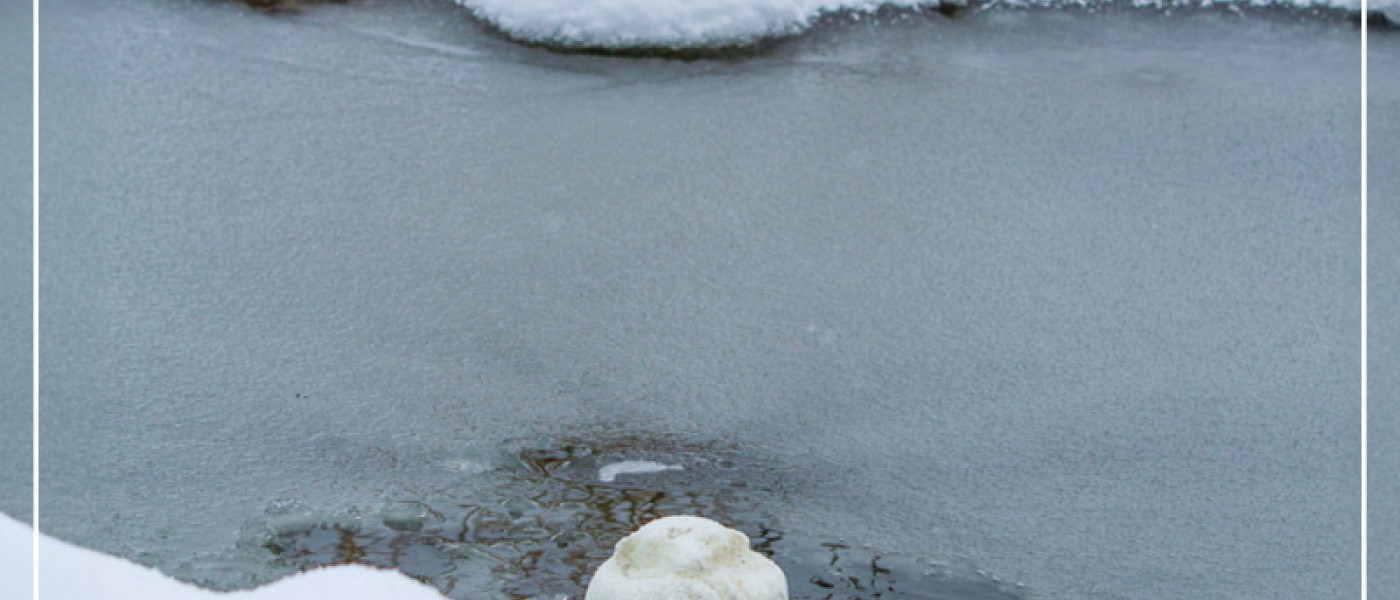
1,0,34,525
1369,29,1398,600
39,1,1361,599
1,3,34,599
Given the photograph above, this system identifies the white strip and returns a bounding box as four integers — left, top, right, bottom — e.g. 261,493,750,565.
1360,0,1368,596
598,461,683,483
30,0,40,598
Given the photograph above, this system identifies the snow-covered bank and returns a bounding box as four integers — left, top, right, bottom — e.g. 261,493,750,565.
1,514,444,599
0,514,33,599
452,0,1394,48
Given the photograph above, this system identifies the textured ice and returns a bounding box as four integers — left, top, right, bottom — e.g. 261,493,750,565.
586,516,787,600
381,501,441,532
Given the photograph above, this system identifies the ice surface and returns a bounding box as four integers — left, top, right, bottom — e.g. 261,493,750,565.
39,2,1361,600
586,516,787,600
1368,35,1400,600
0,0,33,525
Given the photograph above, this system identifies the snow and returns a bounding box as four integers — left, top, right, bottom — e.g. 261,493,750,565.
597,461,683,483
1,514,445,600
454,0,926,47
585,515,787,600
454,0,1391,48
1,514,33,599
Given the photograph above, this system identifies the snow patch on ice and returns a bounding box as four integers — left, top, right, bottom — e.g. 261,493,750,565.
455,0,929,48
598,460,683,483
0,514,444,599
454,0,1390,49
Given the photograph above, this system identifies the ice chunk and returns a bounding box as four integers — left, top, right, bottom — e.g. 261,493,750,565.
597,460,683,483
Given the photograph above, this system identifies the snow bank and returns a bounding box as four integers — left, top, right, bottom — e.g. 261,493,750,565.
0,514,33,599
455,0,927,48
1,514,444,600
454,0,1393,48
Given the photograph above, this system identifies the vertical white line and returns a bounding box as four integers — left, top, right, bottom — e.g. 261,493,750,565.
1360,0,1369,598
30,0,39,597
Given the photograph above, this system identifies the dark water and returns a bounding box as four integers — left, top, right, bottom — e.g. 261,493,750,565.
1369,31,1399,600
0,0,34,525
222,434,1021,599
40,1,1360,599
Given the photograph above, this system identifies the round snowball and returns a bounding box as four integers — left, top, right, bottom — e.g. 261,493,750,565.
586,516,788,600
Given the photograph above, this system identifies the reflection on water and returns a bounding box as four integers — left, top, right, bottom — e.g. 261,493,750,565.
228,433,1021,600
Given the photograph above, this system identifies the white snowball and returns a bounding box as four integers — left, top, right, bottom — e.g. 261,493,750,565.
586,515,787,600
